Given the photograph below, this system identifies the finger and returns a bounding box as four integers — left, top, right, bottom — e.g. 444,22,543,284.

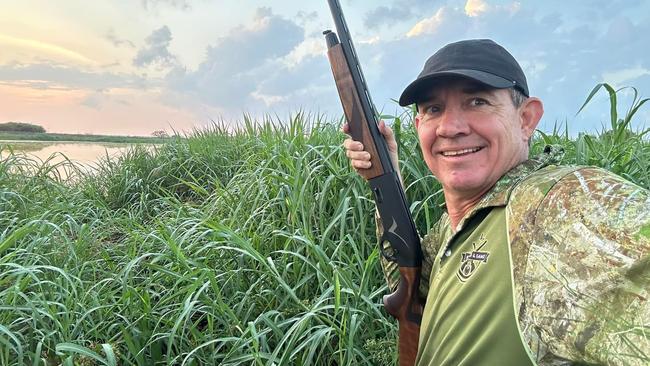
343,138,364,151
341,123,350,134
351,159,372,170
346,149,371,161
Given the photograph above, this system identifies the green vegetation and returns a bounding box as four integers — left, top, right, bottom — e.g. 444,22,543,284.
0,122,46,133
0,85,648,365
0,131,170,144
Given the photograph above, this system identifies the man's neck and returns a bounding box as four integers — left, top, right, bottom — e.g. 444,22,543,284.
444,188,491,231
442,154,531,230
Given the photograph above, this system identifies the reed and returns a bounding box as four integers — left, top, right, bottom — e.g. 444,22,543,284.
0,84,647,365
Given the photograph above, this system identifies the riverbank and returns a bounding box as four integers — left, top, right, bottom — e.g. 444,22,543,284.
0,131,171,144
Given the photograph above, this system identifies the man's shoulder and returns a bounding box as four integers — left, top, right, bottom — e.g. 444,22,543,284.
506,164,581,218
512,164,647,210
507,162,650,257
505,163,650,256
507,164,644,216
533,165,650,243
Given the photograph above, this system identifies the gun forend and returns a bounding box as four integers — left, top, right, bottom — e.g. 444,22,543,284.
324,30,386,180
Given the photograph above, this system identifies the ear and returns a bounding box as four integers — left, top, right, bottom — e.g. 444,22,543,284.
415,112,422,131
519,97,543,141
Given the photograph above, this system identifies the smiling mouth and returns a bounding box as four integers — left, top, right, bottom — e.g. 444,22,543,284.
440,147,483,157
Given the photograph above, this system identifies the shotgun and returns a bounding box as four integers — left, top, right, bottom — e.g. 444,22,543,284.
324,1,423,364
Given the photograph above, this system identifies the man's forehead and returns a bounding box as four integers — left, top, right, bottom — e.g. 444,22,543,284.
417,78,498,103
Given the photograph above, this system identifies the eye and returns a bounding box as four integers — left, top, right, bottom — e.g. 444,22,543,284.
422,104,441,116
469,98,488,106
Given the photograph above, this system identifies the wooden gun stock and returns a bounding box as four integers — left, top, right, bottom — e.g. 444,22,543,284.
384,267,424,365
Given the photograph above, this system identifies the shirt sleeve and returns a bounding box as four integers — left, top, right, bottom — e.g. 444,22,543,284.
528,167,650,365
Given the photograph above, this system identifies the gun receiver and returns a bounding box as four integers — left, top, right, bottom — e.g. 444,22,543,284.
324,1,423,364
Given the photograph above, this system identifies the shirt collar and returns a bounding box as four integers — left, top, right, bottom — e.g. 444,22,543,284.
446,144,564,233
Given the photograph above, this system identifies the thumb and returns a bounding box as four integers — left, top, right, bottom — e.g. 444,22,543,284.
378,120,398,154
378,120,394,139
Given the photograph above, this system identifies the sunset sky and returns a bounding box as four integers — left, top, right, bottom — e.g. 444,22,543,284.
1,0,649,136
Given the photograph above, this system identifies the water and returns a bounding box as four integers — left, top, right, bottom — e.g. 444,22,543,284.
0,141,146,179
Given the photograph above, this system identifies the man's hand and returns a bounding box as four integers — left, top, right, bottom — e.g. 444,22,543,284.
342,120,400,180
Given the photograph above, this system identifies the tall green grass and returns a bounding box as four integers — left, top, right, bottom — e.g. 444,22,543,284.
0,86,648,365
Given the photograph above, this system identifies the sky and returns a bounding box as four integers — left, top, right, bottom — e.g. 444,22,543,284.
1,0,649,136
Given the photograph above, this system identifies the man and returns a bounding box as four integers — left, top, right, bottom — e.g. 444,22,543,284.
343,39,649,365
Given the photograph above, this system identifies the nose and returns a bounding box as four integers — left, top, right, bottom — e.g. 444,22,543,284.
436,105,470,138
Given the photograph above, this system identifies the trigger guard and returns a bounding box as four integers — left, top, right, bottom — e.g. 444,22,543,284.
379,233,398,262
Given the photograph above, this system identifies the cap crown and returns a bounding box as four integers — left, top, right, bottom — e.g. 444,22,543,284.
399,39,529,106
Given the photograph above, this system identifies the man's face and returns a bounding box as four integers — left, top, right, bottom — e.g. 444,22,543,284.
414,78,538,199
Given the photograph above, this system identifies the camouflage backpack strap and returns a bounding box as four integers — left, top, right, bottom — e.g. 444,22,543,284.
505,164,583,360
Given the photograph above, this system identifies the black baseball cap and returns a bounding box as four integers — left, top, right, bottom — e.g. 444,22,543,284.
398,39,529,106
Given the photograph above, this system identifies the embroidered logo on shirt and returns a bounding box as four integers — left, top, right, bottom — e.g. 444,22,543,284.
457,234,490,282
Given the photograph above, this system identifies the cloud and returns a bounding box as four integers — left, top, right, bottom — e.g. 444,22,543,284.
406,8,448,38
81,91,107,110
296,11,319,26
364,5,413,29
282,37,325,68
105,29,135,48
79,88,134,110
464,0,520,17
363,0,435,30
147,2,649,130
0,62,146,91
602,66,650,88
133,26,177,68
0,34,95,64
348,1,650,134
140,0,190,10
465,0,489,17
165,7,305,113
255,55,332,102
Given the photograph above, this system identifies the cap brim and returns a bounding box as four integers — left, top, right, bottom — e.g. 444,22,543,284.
398,69,517,106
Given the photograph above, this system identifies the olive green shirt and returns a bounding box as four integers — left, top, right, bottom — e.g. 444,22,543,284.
416,206,533,365
381,146,650,365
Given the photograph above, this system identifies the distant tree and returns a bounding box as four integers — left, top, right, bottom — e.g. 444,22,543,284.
0,122,46,133
151,130,169,138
